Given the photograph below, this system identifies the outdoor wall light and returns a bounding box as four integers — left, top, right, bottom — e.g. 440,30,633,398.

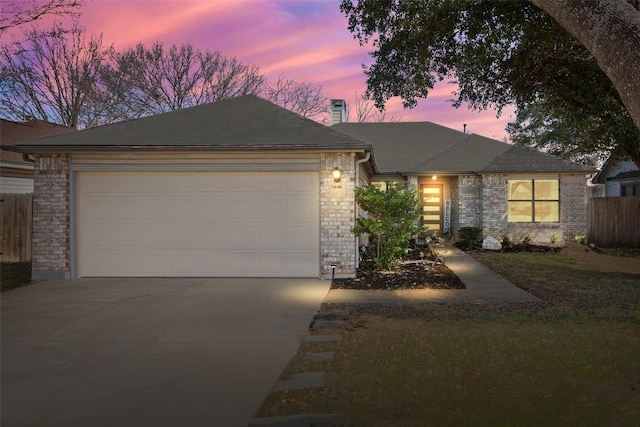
432,175,438,181
332,167,342,182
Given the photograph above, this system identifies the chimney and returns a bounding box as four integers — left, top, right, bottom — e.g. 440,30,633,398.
330,99,347,125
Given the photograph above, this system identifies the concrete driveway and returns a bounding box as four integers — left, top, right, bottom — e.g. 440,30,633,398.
1,278,330,427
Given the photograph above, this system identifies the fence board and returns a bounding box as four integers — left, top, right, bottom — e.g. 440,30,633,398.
588,196,640,247
0,193,33,262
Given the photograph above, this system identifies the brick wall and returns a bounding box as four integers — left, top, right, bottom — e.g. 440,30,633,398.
32,154,70,279
560,174,588,240
457,175,482,229
481,174,508,238
320,152,356,278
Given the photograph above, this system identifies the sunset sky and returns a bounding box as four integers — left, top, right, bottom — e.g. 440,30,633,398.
57,0,516,139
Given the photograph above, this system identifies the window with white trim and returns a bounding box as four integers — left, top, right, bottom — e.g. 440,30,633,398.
508,179,559,222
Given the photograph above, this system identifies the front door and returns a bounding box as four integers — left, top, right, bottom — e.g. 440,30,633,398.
420,184,443,233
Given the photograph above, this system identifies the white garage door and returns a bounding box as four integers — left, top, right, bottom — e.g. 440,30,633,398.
77,171,319,277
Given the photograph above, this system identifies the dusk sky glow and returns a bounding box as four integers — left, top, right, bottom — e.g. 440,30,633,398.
46,0,517,139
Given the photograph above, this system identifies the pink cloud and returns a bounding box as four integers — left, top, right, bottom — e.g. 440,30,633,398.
74,0,512,140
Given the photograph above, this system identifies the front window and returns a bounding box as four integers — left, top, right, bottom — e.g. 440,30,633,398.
508,179,559,222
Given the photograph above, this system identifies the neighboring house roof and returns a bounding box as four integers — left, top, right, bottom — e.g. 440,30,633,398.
6,95,372,154
592,158,639,184
608,170,640,181
332,122,593,175
1,118,75,166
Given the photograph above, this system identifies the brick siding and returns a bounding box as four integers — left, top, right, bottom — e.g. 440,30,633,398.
32,154,70,279
320,152,357,278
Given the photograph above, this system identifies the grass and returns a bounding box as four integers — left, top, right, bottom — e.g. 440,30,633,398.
256,247,640,426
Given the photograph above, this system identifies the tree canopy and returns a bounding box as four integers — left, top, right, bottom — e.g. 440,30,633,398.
340,0,640,166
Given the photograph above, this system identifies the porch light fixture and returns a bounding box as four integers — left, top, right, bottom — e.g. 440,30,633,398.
431,175,438,181
332,167,342,182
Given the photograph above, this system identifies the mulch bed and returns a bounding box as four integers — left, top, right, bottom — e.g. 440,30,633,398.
331,258,465,290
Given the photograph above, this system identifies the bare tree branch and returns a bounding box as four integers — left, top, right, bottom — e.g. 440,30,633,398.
347,91,401,122
96,42,264,123
0,23,113,128
263,74,328,123
0,0,84,31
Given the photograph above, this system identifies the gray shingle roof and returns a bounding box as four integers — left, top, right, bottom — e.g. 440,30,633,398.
7,95,371,152
332,122,593,174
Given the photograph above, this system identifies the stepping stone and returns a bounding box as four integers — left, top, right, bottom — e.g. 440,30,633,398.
248,413,341,427
304,334,342,343
303,352,334,362
311,319,346,329
273,372,325,391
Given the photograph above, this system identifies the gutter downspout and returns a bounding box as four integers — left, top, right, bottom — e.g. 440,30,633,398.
354,151,371,270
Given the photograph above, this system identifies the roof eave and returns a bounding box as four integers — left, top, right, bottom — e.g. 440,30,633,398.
5,144,373,153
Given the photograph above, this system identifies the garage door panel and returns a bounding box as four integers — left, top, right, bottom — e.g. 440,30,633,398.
171,223,201,248
288,173,316,192
82,199,112,220
137,223,171,247
288,252,316,275
288,226,316,247
199,174,229,192
260,198,286,220
78,172,319,277
200,199,228,220
288,199,316,221
228,199,258,221
170,198,200,220
200,225,230,248
114,224,139,246
230,174,258,192
259,226,286,248
259,174,286,192
199,252,229,275
228,225,258,249
138,198,172,220
113,198,139,220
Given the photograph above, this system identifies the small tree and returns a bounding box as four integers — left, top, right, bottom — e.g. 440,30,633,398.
352,182,422,270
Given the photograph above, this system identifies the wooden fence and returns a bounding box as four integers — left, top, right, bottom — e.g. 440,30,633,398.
0,193,32,262
588,196,640,247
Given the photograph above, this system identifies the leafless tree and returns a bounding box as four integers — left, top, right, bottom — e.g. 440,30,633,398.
0,23,113,128
96,42,264,122
0,0,84,31
263,75,328,122
347,91,401,122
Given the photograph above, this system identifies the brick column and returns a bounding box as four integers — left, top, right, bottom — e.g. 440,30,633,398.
32,154,70,279
481,174,508,238
320,152,356,278
560,174,588,240
458,175,482,229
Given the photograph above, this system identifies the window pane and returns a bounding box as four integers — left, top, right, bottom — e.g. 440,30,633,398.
508,201,532,222
508,180,532,200
535,180,559,200
535,201,559,222
423,205,440,212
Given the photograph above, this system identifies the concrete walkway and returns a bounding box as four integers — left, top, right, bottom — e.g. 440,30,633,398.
324,246,541,304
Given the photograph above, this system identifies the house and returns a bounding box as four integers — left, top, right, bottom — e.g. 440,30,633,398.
1,118,76,193
7,95,592,281
591,157,640,197
332,117,593,246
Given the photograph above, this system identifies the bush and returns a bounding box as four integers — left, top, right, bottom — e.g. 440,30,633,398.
353,183,422,270
456,227,483,250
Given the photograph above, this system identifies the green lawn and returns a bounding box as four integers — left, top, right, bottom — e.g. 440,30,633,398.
256,249,640,426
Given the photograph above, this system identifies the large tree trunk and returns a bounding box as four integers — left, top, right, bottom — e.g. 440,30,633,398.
530,0,640,165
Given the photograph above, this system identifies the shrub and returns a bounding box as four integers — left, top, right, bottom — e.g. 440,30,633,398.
352,183,422,270
456,227,483,250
